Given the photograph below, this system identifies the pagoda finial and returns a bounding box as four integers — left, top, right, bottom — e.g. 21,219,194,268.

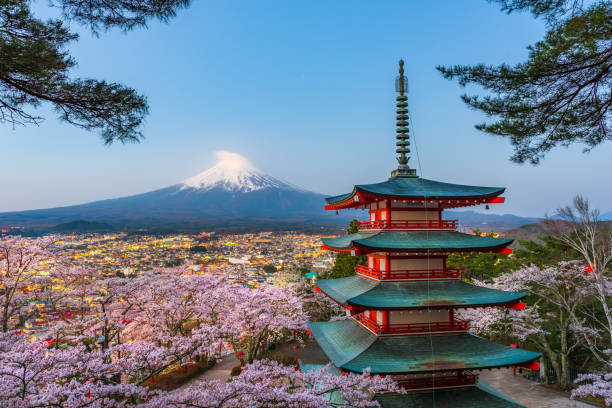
391,59,416,178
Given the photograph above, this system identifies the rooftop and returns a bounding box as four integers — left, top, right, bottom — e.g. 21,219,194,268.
317,276,525,310
307,319,540,375
321,230,513,253
374,381,524,408
325,175,505,208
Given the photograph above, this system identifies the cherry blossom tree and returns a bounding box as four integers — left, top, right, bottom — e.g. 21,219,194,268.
1,332,403,408
291,279,345,322
224,284,308,364
1,258,408,407
119,270,232,383
46,268,142,352
0,331,147,407
549,196,612,361
572,366,612,406
147,360,403,408
0,235,64,332
462,262,594,389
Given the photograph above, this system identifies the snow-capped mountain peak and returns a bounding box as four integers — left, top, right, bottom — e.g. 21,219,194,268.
181,151,293,193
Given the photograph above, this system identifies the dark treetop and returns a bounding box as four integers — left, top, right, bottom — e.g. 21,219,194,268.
0,0,189,143
438,0,612,164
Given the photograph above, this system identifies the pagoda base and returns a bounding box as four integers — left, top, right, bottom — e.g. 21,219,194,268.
393,371,477,392
374,381,524,408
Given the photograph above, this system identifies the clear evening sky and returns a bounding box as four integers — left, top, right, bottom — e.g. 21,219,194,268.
3,1,611,216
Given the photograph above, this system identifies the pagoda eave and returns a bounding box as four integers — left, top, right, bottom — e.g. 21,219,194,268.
344,299,526,311
300,364,526,407
325,194,505,211
374,382,525,408
307,320,541,375
320,231,513,255
316,276,526,310
321,245,513,256
324,177,506,210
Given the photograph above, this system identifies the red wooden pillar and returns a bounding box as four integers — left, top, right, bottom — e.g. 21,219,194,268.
384,255,390,280
382,310,389,333
385,199,391,224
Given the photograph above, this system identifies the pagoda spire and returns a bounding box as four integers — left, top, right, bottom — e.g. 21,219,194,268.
391,59,416,178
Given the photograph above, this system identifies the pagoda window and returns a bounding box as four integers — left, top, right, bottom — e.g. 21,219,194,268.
390,257,443,271
389,309,448,325
390,209,439,221
390,201,440,209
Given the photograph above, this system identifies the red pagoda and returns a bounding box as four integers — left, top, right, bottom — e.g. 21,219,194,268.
307,61,540,407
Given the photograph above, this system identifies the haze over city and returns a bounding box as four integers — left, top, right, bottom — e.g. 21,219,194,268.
3,1,611,216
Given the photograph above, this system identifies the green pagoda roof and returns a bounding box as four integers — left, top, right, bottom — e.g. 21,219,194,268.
325,175,505,205
374,381,524,408
317,276,525,310
307,319,540,375
300,362,524,407
321,230,513,253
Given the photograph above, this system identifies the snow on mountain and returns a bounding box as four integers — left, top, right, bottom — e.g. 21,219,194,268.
180,151,297,193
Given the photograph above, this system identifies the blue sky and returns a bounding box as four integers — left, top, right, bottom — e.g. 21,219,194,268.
3,1,611,216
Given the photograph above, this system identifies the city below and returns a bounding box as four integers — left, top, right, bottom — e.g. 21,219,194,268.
12,231,334,339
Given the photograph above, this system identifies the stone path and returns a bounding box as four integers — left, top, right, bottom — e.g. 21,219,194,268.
480,368,599,408
178,354,237,389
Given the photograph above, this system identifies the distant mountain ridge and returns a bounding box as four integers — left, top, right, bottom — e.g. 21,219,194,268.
447,211,541,232
601,211,612,221
0,151,346,233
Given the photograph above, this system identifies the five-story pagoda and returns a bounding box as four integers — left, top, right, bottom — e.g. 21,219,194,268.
307,61,541,407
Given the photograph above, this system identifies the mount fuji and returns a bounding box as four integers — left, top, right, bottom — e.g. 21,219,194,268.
0,151,345,232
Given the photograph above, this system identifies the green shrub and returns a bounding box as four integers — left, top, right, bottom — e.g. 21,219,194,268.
230,365,242,377
260,352,296,367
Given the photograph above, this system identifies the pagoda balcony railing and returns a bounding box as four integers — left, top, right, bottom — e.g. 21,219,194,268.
355,314,469,335
355,265,460,280
395,372,477,391
358,220,457,231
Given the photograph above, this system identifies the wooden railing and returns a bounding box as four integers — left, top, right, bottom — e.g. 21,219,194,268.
395,372,477,390
358,220,457,230
355,265,460,280
355,314,468,335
